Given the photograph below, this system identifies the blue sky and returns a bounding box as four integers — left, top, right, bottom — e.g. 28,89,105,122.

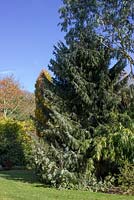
0,0,64,92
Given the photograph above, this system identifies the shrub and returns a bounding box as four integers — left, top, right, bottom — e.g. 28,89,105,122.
118,162,134,195
33,141,79,188
0,118,34,168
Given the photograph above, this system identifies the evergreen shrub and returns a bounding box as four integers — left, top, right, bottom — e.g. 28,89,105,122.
0,119,34,168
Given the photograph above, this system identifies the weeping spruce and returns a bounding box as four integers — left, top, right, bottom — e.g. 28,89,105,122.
34,0,134,189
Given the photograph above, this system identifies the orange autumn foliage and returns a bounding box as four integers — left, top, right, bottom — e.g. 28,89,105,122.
0,76,23,118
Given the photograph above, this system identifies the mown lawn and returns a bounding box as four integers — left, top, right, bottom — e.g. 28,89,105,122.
0,170,133,200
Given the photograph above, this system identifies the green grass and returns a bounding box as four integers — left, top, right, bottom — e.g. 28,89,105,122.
0,170,133,200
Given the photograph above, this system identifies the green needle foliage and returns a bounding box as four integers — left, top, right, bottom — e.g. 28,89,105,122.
60,0,134,73
34,0,134,191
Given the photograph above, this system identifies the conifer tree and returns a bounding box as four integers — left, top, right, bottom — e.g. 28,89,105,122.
34,0,134,188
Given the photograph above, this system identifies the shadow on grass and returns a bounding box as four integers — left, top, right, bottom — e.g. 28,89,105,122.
0,169,40,184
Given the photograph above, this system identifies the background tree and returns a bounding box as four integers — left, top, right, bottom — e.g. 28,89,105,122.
0,76,23,119
0,75,35,120
95,0,134,74
17,90,35,120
